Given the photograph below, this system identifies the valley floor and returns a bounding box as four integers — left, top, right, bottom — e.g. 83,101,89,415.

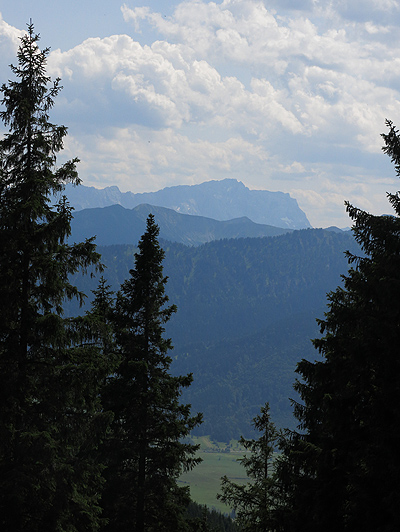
179,436,249,513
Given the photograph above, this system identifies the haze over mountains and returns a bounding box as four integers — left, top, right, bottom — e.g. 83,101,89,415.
64,178,357,439
68,210,357,439
65,178,312,230
70,204,293,247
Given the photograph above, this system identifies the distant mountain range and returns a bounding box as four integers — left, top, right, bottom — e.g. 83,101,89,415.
64,179,354,440
64,178,312,230
70,204,293,246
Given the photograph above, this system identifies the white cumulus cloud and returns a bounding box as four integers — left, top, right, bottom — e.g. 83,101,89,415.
2,0,400,227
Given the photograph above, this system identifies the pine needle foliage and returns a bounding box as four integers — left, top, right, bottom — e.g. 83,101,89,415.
101,214,203,532
218,404,282,532
276,120,400,532
0,25,107,531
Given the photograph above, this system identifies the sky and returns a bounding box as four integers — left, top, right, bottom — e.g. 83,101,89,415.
1,1,400,227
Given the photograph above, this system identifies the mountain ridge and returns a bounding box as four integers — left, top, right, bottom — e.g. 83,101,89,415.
64,178,311,230
69,203,294,246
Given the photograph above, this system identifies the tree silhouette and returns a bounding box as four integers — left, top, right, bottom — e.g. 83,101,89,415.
277,120,400,531
102,214,202,532
0,25,107,531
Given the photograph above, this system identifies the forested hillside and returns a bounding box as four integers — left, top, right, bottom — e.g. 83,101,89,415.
69,228,360,440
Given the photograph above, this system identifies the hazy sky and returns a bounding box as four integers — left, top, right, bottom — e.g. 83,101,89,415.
2,0,400,227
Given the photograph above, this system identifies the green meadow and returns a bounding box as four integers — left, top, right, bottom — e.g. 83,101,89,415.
178,437,249,513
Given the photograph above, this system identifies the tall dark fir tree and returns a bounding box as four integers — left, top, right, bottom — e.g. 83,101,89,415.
102,214,202,532
0,25,108,531
276,120,400,532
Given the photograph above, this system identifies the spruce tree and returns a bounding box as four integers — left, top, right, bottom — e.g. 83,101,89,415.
218,404,281,532
0,25,107,531
84,276,116,365
101,214,202,532
276,120,400,531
